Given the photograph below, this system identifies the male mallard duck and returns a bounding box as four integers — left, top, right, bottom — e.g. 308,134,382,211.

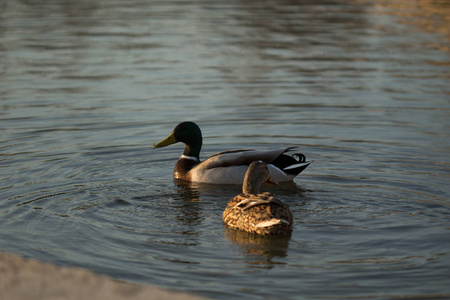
153,121,310,184
223,161,293,235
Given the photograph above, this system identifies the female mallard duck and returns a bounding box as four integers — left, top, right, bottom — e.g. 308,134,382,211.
223,161,293,235
153,121,310,184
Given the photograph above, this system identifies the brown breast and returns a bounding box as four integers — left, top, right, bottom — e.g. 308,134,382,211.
173,158,199,181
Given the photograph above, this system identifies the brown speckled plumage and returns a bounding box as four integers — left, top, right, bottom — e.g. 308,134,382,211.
223,161,293,235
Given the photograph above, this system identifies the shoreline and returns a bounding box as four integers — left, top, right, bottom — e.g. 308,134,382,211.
0,251,207,300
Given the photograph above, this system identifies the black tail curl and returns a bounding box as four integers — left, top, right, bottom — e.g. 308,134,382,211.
293,153,306,163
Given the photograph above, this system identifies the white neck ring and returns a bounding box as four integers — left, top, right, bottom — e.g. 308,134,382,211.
180,155,199,161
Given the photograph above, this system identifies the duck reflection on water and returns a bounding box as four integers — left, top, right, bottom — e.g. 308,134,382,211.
224,227,291,267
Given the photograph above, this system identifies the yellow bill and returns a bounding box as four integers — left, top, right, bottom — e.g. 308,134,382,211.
153,132,177,148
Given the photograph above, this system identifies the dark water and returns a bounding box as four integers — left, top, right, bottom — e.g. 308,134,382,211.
1,0,449,299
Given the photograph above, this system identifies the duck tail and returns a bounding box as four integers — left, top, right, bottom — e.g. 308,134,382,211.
272,151,311,176
283,160,310,175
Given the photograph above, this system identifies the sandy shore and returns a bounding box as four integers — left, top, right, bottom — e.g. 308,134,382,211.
0,251,207,300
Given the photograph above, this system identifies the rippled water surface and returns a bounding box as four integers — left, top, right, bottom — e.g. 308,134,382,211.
1,0,449,299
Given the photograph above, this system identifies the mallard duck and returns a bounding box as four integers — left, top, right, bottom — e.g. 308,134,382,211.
153,121,310,184
223,161,293,235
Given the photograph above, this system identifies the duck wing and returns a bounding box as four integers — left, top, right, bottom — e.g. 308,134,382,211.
200,148,294,170
233,195,286,211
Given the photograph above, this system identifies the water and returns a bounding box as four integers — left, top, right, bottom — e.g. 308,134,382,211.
1,0,449,299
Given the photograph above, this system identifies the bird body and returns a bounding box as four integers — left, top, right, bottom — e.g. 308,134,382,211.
153,121,310,184
222,161,293,235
